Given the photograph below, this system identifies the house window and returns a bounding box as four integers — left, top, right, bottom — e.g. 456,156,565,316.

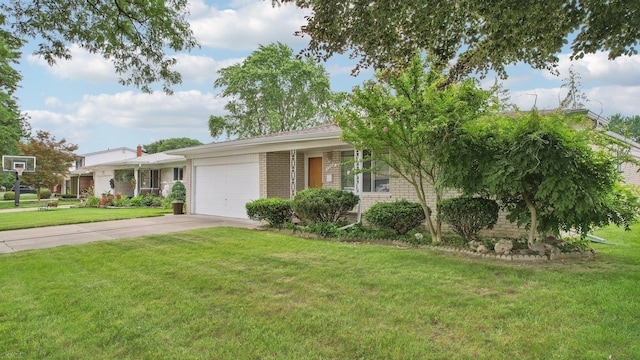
173,167,184,181
341,150,390,192
140,169,160,189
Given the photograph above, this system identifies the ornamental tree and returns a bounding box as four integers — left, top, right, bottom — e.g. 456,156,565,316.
275,0,640,86
336,56,492,242
450,111,639,247
209,42,344,139
18,130,78,200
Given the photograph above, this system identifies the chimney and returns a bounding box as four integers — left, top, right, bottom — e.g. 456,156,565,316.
137,145,143,157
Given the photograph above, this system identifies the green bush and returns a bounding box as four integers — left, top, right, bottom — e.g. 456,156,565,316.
246,198,293,227
292,188,359,224
437,197,499,242
364,200,426,235
171,181,186,202
39,188,52,199
80,196,100,208
306,222,341,237
113,197,129,207
143,194,162,207
61,193,77,199
129,196,145,207
4,191,15,200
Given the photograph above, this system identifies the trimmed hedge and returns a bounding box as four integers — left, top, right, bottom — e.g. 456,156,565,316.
292,188,359,224
39,188,52,199
437,197,499,242
3,191,15,200
364,199,426,235
246,198,293,227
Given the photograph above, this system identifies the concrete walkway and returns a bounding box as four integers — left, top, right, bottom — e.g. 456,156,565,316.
0,214,260,254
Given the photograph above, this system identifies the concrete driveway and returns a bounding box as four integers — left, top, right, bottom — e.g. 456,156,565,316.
0,214,260,254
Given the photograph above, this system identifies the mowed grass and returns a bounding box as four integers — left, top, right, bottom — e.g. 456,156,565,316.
0,199,79,210
0,207,169,231
0,225,638,359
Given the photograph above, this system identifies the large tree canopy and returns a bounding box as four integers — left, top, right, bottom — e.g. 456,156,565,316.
209,42,344,139
0,14,30,190
1,0,197,93
275,0,640,85
143,137,203,154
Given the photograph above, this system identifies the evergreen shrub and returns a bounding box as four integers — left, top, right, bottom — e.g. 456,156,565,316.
292,188,359,224
364,199,426,235
437,197,499,242
245,198,293,227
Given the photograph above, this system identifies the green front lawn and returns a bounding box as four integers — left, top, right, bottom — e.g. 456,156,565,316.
0,199,79,210
0,225,638,359
0,207,170,231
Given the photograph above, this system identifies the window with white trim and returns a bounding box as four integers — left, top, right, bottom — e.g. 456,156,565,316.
340,150,390,192
173,167,184,181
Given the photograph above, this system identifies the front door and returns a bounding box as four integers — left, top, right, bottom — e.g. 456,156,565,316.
308,157,323,188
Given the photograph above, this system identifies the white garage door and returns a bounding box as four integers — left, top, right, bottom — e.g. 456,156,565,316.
194,161,259,218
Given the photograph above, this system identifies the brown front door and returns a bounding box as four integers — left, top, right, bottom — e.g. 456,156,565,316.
308,157,323,188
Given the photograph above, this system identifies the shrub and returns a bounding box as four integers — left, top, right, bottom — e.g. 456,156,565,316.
61,194,77,199
113,197,129,207
39,188,52,199
143,194,162,207
171,181,186,202
129,195,145,207
246,198,293,227
3,191,15,200
292,188,359,224
364,200,426,235
80,196,100,208
437,197,499,242
47,200,59,208
306,222,341,237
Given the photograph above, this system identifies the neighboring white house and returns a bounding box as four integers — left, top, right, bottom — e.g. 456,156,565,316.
66,147,139,196
67,145,186,198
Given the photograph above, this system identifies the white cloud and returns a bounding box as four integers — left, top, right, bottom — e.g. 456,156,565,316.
26,44,118,83
189,0,310,50
541,52,640,86
24,90,226,151
173,54,244,84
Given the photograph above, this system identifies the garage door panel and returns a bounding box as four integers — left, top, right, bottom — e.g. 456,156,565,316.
194,162,259,218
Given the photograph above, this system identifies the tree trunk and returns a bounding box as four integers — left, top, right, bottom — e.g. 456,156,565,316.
523,193,537,248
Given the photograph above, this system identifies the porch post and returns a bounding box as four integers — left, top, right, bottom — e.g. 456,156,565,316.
354,149,363,223
134,167,139,197
77,175,80,198
290,149,297,200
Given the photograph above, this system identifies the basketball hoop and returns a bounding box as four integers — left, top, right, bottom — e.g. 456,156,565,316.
15,167,24,176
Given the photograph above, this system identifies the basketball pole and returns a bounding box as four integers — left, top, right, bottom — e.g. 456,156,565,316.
14,167,24,207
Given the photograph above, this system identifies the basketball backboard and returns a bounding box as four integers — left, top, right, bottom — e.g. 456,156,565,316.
2,155,36,173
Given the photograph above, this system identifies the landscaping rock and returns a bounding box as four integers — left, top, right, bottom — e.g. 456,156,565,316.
468,240,481,250
477,245,489,254
494,239,513,255
531,242,547,256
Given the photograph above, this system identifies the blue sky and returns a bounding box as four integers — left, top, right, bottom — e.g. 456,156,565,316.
14,0,640,155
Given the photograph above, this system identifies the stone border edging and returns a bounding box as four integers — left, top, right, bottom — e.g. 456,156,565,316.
425,245,595,261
